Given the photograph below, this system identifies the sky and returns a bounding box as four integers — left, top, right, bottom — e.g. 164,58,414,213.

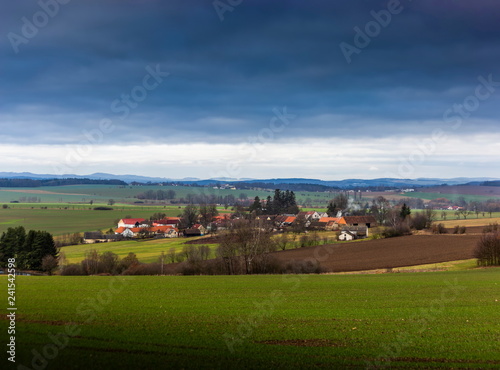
1,0,499,180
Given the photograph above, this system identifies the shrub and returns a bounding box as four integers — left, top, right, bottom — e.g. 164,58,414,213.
251,255,283,274
483,222,499,233
93,206,113,211
431,223,447,234
122,263,161,275
453,225,466,234
410,212,428,230
382,225,411,238
60,263,85,276
284,259,322,274
474,232,500,266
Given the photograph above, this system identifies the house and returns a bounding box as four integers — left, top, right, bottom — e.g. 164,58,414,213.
115,227,141,238
117,218,147,228
297,211,321,221
192,224,207,235
338,230,356,241
338,216,377,229
153,217,181,228
338,226,368,240
274,215,296,228
166,228,179,238
150,225,175,237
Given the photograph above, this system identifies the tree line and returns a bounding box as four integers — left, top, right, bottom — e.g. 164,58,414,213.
249,189,299,215
135,189,176,200
0,227,58,273
0,178,126,187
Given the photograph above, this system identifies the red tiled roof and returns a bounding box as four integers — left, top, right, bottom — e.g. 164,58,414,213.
120,218,145,224
319,217,339,223
150,226,174,233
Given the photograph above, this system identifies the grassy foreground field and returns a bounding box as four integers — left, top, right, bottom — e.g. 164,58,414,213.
4,269,500,369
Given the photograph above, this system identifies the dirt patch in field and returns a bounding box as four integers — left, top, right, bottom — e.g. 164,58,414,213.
1,189,87,196
256,339,346,347
271,235,480,273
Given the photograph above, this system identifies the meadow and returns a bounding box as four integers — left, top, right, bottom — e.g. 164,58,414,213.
60,237,215,264
0,205,184,236
404,191,499,203
0,184,338,207
5,269,500,369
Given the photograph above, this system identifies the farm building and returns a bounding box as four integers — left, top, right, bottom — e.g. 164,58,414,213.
338,230,356,241
191,224,207,235
338,226,368,241
338,216,377,228
117,218,148,228
83,231,122,243
153,217,181,228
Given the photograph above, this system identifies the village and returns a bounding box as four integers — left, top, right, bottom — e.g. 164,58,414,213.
83,211,378,244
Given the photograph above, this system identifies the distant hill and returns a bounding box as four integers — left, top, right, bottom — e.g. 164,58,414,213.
0,172,498,189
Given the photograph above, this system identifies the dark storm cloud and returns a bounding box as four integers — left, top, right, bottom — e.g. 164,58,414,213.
1,0,500,144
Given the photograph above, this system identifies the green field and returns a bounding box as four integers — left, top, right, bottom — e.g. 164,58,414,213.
60,237,217,264
404,191,499,203
0,205,185,236
4,269,499,369
0,184,338,207
0,184,276,204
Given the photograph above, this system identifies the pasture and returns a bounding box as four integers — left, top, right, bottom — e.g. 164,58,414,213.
60,237,215,264
404,191,500,203
5,269,500,369
0,205,183,236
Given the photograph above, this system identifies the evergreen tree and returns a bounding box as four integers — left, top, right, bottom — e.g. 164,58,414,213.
0,228,57,271
265,195,273,214
0,226,26,266
26,231,58,271
249,196,262,215
400,203,411,220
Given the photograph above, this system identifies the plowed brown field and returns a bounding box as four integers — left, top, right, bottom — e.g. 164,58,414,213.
271,235,480,272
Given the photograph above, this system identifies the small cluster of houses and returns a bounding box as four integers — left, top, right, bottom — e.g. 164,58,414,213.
256,211,377,241
83,211,377,244
115,217,181,238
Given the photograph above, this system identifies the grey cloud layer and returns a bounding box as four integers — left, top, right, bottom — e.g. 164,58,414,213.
1,0,500,145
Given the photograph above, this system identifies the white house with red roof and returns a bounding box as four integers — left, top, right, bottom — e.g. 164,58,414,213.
117,218,148,228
